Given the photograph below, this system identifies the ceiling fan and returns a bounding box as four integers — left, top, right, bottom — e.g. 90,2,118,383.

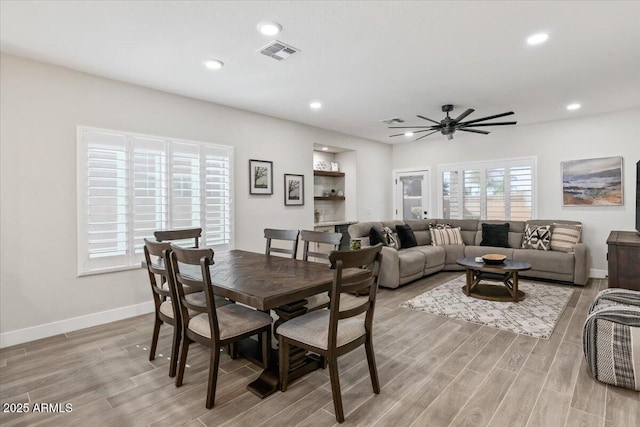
389,104,517,141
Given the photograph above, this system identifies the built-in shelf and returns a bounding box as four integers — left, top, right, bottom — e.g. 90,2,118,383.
314,196,345,201
313,170,345,177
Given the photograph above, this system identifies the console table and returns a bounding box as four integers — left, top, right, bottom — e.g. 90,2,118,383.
607,230,640,290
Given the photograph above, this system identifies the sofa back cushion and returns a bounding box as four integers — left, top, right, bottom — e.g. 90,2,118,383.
405,219,433,245
348,222,384,239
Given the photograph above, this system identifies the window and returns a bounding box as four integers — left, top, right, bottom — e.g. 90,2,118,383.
438,157,536,221
77,127,233,275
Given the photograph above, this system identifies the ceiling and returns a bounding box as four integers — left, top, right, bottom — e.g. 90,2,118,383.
2,1,639,144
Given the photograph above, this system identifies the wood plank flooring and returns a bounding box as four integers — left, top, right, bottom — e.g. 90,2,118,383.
1,273,638,426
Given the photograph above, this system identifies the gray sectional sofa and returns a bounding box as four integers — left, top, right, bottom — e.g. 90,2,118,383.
348,219,590,288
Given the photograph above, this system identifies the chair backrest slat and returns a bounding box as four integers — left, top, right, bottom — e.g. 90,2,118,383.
154,228,202,248
144,239,173,298
264,228,300,259
301,230,342,261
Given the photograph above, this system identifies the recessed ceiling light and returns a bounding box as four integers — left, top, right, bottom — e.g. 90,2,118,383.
404,132,414,137
566,103,581,111
203,59,224,70
310,101,322,110
526,32,549,46
321,147,329,151
257,21,282,36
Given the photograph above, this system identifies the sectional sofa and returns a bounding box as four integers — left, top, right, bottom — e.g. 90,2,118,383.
348,219,589,288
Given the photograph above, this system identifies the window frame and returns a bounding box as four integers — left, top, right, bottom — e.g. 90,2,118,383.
77,126,234,276
437,156,537,221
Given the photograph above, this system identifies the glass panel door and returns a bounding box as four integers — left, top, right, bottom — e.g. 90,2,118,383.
394,170,430,220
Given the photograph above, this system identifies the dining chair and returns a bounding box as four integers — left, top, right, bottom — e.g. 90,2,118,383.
300,230,343,311
264,228,300,258
154,227,202,247
143,239,182,377
277,244,384,423
170,245,273,408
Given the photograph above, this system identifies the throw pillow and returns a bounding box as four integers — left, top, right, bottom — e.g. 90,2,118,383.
382,226,399,249
522,224,551,250
431,227,464,246
480,223,510,248
429,223,452,230
550,223,582,253
369,227,386,246
395,224,417,248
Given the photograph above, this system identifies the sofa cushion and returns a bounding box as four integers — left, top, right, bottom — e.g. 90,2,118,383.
550,223,582,253
396,224,418,248
442,244,466,267
480,223,510,248
431,227,464,246
513,248,574,275
405,219,434,245
349,222,383,239
397,250,426,278
405,245,446,270
522,224,551,250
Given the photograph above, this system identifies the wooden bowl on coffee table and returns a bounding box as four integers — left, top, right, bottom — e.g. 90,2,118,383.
482,254,507,265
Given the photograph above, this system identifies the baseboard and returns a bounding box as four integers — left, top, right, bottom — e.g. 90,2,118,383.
0,301,155,349
590,268,607,279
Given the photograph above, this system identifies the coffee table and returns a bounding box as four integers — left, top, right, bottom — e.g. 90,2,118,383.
457,257,532,302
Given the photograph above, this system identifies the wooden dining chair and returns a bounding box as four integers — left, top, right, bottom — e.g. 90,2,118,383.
143,239,182,377
154,227,202,247
277,244,384,423
300,230,343,311
264,228,299,258
170,245,273,408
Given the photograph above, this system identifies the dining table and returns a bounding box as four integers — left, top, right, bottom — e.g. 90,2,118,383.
147,249,368,398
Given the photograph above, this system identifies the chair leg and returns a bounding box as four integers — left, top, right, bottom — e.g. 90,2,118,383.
205,345,221,409
328,356,344,423
365,335,380,394
229,342,238,359
278,334,290,392
168,325,181,378
149,315,162,361
175,335,192,387
262,327,271,369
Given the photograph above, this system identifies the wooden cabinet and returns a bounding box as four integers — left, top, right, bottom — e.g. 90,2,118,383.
607,231,640,290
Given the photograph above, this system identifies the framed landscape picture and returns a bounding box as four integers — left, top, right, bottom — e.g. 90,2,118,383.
284,174,304,206
249,159,273,195
561,156,623,206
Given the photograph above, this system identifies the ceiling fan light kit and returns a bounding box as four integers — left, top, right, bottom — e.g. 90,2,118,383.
388,104,517,141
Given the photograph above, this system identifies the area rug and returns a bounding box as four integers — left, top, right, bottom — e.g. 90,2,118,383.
400,275,574,339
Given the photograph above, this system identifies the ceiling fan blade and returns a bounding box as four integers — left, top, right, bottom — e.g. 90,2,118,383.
388,126,437,129
459,111,514,126
458,128,490,135
458,121,517,128
414,130,440,141
453,108,475,123
389,133,406,137
389,128,437,138
417,115,441,125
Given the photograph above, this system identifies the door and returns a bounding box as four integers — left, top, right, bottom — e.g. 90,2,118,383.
394,170,430,220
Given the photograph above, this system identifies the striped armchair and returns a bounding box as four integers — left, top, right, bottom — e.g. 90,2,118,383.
583,288,640,391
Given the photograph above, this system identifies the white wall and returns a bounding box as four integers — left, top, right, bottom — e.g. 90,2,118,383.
392,108,640,273
0,53,392,343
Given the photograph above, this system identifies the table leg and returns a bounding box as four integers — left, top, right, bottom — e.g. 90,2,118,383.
513,272,519,302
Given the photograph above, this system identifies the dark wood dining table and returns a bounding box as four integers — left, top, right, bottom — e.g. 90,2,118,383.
149,249,368,398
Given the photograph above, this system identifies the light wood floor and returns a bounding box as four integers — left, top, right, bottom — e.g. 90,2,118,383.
1,273,638,426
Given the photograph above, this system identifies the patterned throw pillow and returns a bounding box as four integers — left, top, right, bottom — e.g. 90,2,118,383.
382,226,399,249
550,223,582,253
430,226,464,246
522,224,551,250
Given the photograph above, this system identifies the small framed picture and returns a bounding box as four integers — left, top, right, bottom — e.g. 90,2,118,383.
284,174,304,206
249,159,273,195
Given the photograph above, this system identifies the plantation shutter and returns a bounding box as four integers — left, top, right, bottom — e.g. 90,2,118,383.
203,145,232,249
169,142,201,231
485,168,506,220
509,165,533,221
80,129,129,273
463,170,481,219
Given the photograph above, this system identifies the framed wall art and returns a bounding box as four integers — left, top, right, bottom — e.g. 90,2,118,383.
284,173,304,206
249,159,273,195
561,156,623,206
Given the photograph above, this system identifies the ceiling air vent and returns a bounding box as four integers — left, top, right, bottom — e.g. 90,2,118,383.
258,40,299,61
381,118,405,125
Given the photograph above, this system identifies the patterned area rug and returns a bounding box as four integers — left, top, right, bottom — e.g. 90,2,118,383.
400,275,574,339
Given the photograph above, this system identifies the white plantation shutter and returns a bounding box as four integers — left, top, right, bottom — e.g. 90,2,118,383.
439,157,536,221
78,127,233,275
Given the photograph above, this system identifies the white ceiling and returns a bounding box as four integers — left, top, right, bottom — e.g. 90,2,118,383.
2,1,639,144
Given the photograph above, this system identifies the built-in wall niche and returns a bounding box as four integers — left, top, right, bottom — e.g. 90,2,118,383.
312,146,357,224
